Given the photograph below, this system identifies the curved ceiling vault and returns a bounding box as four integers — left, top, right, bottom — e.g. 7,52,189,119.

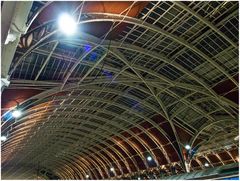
1,1,239,180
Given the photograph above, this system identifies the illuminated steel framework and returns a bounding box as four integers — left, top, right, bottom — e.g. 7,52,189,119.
1,1,239,180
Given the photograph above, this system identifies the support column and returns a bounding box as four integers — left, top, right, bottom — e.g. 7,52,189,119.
1,1,33,92
184,160,190,173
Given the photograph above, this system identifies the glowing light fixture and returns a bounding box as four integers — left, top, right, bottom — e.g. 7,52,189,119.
12,109,22,118
58,13,77,35
110,167,114,172
185,144,191,150
204,163,209,167
138,177,141,180
234,136,239,141
86,175,89,178
147,156,152,161
1,136,7,141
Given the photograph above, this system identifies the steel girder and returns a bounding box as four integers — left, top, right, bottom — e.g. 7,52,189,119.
2,2,238,179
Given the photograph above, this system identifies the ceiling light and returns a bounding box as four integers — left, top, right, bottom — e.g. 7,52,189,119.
12,109,22,118
58,13,77,35
224,145,232,150
185,145,191,150
110,167,114,172
204,163,209,167
1,136,7,141
147,156,152,161
86,175,89,178
234,136,239,141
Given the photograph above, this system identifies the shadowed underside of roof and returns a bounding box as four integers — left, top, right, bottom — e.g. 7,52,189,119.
1,1,239,180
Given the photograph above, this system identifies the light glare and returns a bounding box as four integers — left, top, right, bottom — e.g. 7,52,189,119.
110,167,114,172
185,145,191,150
147,156,152,161
12,110,22,118
86,175,89,178
1,136,7,141
204,163,209,167
58,13,77,35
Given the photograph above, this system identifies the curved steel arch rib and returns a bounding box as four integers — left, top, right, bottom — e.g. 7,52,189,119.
3,114,160,179
2,67,236,176
11,81,229,142
1,94,177,177
173,1,238,49
7,33,236,146
3,94,175,158
10,12,238,87
3,5,238,179
5,32,237,121
34,34,238,112
190,118,237,148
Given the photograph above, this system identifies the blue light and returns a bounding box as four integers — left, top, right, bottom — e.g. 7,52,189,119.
132,101,139,108
3,111,13,121
102,70,112,79
84,44,91,52
89,52,98,62
223,177,239,180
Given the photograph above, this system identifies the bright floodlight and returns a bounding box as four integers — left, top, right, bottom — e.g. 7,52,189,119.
110,167,114,172
204,163,209,167
86,175,89,178
1,136,7,141
147,156,152,161
12,110,22,118
185,144,191,150
58,13,77,35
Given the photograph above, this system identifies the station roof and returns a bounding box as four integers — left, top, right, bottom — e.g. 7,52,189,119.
1,1,239,179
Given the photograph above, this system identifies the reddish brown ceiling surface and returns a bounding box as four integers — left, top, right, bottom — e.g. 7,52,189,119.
34,1,147,23
1,89,42,114
213,74,238,104
30,1,148,39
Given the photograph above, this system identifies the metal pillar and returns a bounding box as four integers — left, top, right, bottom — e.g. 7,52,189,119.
1,1,33,92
